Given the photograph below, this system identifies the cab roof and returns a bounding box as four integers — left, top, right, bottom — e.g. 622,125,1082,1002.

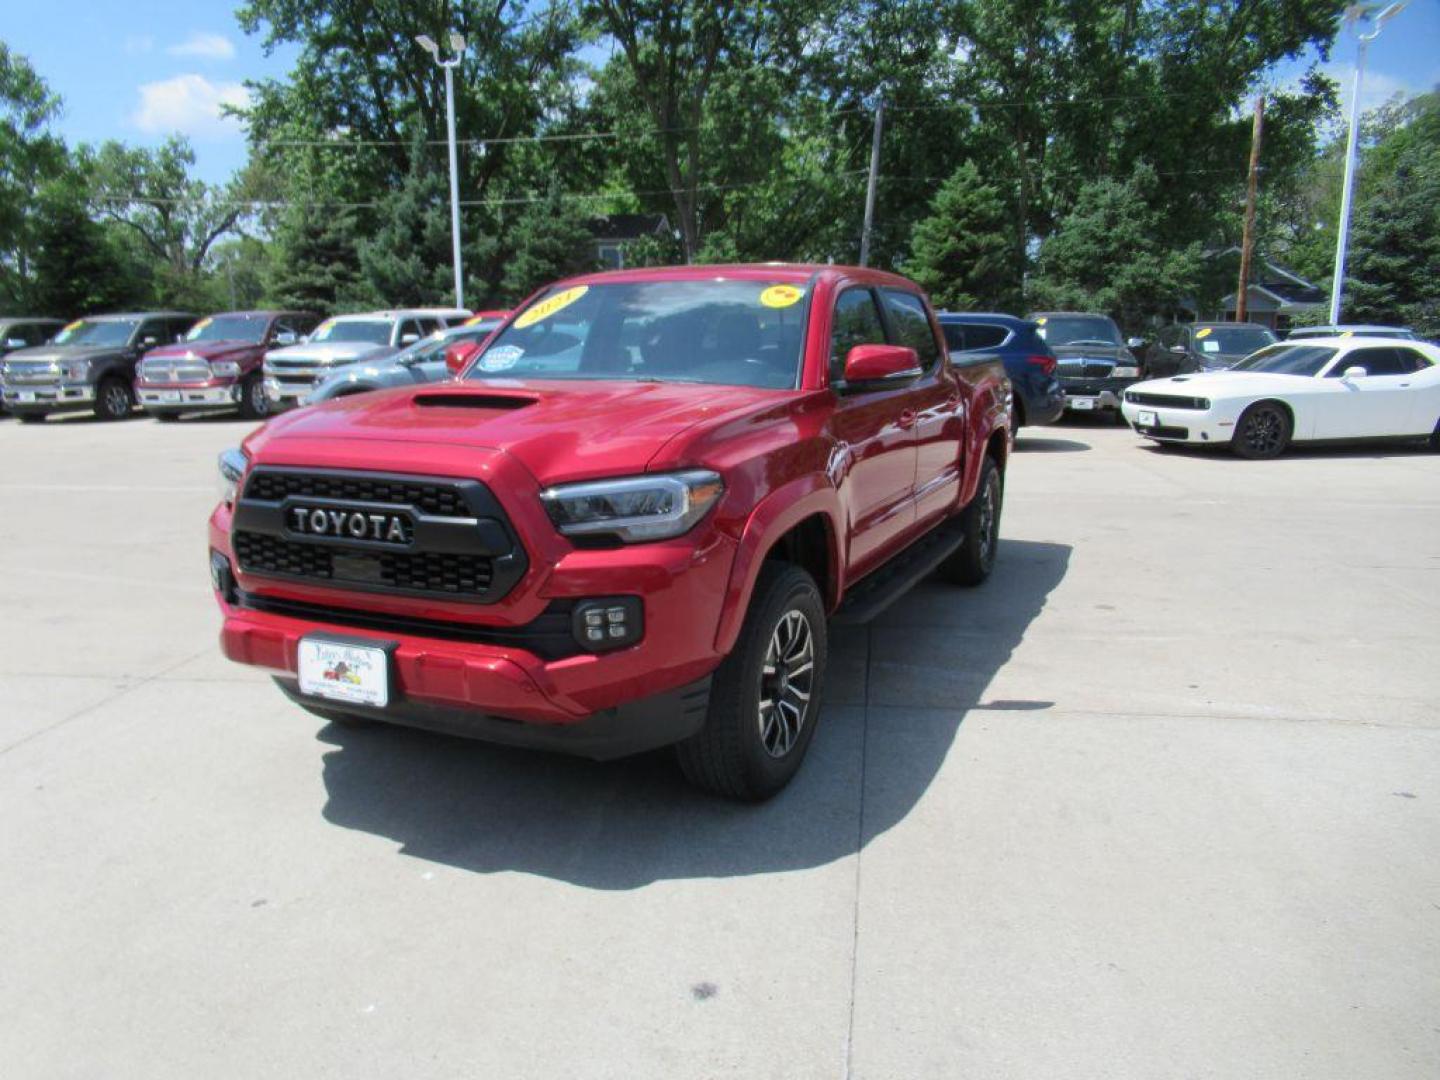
550,262,924,291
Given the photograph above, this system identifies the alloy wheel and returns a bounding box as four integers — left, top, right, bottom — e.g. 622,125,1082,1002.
1242,406,1285,456
103,383,129,418
977,471,1000,571
757,609,815,758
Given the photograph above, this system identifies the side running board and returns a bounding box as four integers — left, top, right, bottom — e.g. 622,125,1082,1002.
832,518,966,625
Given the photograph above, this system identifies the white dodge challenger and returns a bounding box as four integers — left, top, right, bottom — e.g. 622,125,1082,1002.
1119,336,1440,458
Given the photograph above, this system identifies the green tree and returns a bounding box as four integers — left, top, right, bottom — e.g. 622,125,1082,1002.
1343,139,1440,336
499,189,597,301
1029,164,1200,329
263,200,362,313
905,161,1018,311
26,174,147,315
0,44,66,310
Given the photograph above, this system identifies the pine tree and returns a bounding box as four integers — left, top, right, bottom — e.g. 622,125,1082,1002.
905,162,1019,312
498,188,597,302
264,201,362,313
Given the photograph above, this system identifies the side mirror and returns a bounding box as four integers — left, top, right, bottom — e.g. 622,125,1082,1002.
273,330,297,347
1342,365,1368,381
842,343,921,388
400,333,420,345
445,341,480,375
141,335,159,347
1126,337,1145,349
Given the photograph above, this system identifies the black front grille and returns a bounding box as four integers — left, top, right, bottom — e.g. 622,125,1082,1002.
237,591,581,660
234,532,493,595
245,471,470,518
1136,424,1190,440
1058,362,1114,379
1126,391,1209,410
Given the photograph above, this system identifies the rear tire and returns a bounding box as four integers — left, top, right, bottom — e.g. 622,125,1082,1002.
1231,401,1292,459
676,562,827,801
938,455,1003,587
94,377,133,421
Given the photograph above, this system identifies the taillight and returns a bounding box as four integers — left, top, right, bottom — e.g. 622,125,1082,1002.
1026,354,1057,376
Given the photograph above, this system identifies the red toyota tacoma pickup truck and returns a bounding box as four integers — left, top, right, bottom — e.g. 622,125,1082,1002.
209,265,1010,799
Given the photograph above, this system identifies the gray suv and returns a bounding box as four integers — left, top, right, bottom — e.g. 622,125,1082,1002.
2,312,197,422
262,308,469,410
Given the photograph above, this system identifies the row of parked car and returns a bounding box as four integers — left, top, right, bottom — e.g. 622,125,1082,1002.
0,307,509,423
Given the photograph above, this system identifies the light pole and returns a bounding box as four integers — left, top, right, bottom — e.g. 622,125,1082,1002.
1328,2,1405,325
417,31,467,310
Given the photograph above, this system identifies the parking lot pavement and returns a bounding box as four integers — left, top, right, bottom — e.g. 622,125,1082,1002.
1,411,1437,1079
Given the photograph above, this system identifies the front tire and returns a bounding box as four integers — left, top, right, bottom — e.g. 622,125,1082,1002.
239,373,270,420
677,562,827,801
94,378,133,421
938,455,1003,586
1232,401,1291,459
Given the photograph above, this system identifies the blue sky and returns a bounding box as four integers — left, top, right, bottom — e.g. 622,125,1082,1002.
7,1,1440,186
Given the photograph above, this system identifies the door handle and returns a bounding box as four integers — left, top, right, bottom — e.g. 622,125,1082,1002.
898,409,917,429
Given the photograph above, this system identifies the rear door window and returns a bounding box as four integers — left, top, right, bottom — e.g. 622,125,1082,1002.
1393,348,1432,373
940,323,966,353
880,289,940,372
959,323,1009,351
1331,348,1404,377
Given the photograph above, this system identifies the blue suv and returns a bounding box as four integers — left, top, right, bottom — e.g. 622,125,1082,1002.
937,313,1063,427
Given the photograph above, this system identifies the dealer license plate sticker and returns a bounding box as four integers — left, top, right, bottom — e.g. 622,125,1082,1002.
298,639,389,707
17,391,36,403
1138,409,1158,426
1069,396,1095,410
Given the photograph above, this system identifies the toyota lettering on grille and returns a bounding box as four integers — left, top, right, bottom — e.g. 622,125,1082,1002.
287,505,412,545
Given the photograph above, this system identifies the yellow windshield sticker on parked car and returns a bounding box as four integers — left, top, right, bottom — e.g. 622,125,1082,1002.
62,320,83,332
1035,316,1047,325
759,284,803,309
192,317,212,331
1195,327,1212,339
514,286,589,329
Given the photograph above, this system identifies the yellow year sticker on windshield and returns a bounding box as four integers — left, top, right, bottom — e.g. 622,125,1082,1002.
514,285,589,329
1195,327,1212,339
62,320,83,333
760,284,803,309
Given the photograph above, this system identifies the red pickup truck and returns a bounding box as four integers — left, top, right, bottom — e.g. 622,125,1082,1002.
209,265,1010,799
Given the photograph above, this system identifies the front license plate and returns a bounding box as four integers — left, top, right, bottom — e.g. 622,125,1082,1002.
298,638,390,707
1069,396,1095,410
155,390,181,403
17,391,36,403
1138,409,1158,426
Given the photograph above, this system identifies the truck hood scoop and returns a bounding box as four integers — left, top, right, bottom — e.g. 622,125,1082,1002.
413,391,536,410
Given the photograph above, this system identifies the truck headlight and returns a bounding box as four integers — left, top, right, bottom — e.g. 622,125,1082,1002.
217,447,248,505
63,360,90,380
211,361,241,377
540,470,724,544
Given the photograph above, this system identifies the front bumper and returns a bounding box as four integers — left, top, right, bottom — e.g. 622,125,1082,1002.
210,492,737,754
1119,397,1245,444
2,383,95,412
137,380,242,411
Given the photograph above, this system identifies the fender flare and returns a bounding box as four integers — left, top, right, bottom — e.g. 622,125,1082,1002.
713,476,844,655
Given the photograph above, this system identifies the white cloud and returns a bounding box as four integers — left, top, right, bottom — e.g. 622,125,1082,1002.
1323,62,1414,116
167,32,236,60
131,74,249,140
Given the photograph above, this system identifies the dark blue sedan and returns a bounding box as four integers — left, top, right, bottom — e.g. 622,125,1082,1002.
937,313,1063,427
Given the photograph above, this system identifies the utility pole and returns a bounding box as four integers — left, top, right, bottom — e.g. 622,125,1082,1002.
859,97,884,267
417,32,467,310
1330,2,1407,324
1236,95,1264,323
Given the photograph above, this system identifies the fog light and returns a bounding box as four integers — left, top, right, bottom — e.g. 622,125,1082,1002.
572,597,642,652
210,550,236,604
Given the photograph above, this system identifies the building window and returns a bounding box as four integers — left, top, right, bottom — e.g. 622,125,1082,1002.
597,243,624,270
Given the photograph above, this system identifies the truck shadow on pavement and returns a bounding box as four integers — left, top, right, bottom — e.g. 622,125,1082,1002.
316,537,1071,888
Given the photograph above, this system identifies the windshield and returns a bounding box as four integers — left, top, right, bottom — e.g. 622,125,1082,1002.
309,319,392,345
52,319,139,347
1230,344,1336,376
1033,315,1122,347
464,280,809,389
1195,326,1276,356
397,325,494,364
185,315,269,344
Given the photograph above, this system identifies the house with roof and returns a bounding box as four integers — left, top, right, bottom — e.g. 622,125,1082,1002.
588,214,672,270
1216,257,1327,331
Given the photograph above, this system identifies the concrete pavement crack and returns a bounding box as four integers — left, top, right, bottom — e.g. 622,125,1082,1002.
0,648,211,758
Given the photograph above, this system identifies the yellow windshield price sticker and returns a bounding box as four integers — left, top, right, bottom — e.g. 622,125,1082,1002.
1340,330,1354,338
62,320,83,332
193,317,212,331
1195,327,1212,339
514,286,589,329
760,284,803,309
1035,316,1047,325
314,319,335,335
